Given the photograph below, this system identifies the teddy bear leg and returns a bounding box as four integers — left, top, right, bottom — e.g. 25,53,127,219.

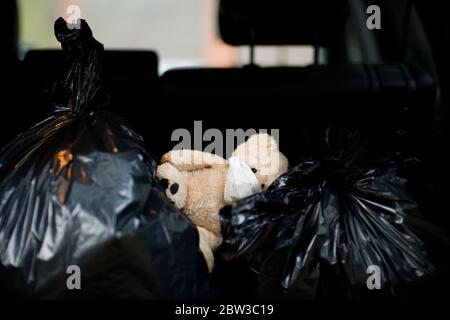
201,227,222,250
197,226,217,272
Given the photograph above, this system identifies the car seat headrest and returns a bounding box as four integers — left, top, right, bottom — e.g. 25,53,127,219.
218,0,349,47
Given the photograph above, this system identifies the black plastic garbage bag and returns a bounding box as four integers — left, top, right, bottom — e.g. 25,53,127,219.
0,18,211,299
220,127,449,299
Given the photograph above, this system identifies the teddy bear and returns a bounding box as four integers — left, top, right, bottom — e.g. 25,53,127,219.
156,133,289,272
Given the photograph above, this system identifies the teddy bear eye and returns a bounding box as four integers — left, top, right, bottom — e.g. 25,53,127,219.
251,168,258,173
170,183,179,195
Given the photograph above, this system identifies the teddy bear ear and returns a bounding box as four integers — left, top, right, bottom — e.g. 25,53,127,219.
255,133,278,150
268,134,278,149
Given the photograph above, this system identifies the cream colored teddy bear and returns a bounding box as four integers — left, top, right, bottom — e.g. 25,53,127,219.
156,133,288,272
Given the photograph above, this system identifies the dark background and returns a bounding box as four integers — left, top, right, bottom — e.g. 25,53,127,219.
2,0,449,301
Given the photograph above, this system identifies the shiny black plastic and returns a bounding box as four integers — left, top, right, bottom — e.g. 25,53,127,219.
0,18,211,299
220,128,449,299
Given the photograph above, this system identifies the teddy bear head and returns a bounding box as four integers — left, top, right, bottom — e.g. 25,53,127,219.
157,162,188,209
232,133,288,190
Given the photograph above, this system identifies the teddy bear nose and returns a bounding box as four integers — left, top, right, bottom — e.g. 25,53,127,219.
170,183,179,194
160,178,169,189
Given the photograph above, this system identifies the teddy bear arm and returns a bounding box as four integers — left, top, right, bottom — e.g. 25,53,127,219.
161,150,227,171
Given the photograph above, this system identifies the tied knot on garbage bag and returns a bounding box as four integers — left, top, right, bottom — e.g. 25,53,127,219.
52,17,107,115
308,158,355,189
220,127,450,299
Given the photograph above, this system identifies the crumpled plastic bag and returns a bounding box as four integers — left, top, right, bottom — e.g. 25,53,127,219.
0,18,211,299
224,156,261,204
220,127,450,299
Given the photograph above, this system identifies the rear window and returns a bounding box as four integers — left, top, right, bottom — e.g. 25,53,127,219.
18,0,314,73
